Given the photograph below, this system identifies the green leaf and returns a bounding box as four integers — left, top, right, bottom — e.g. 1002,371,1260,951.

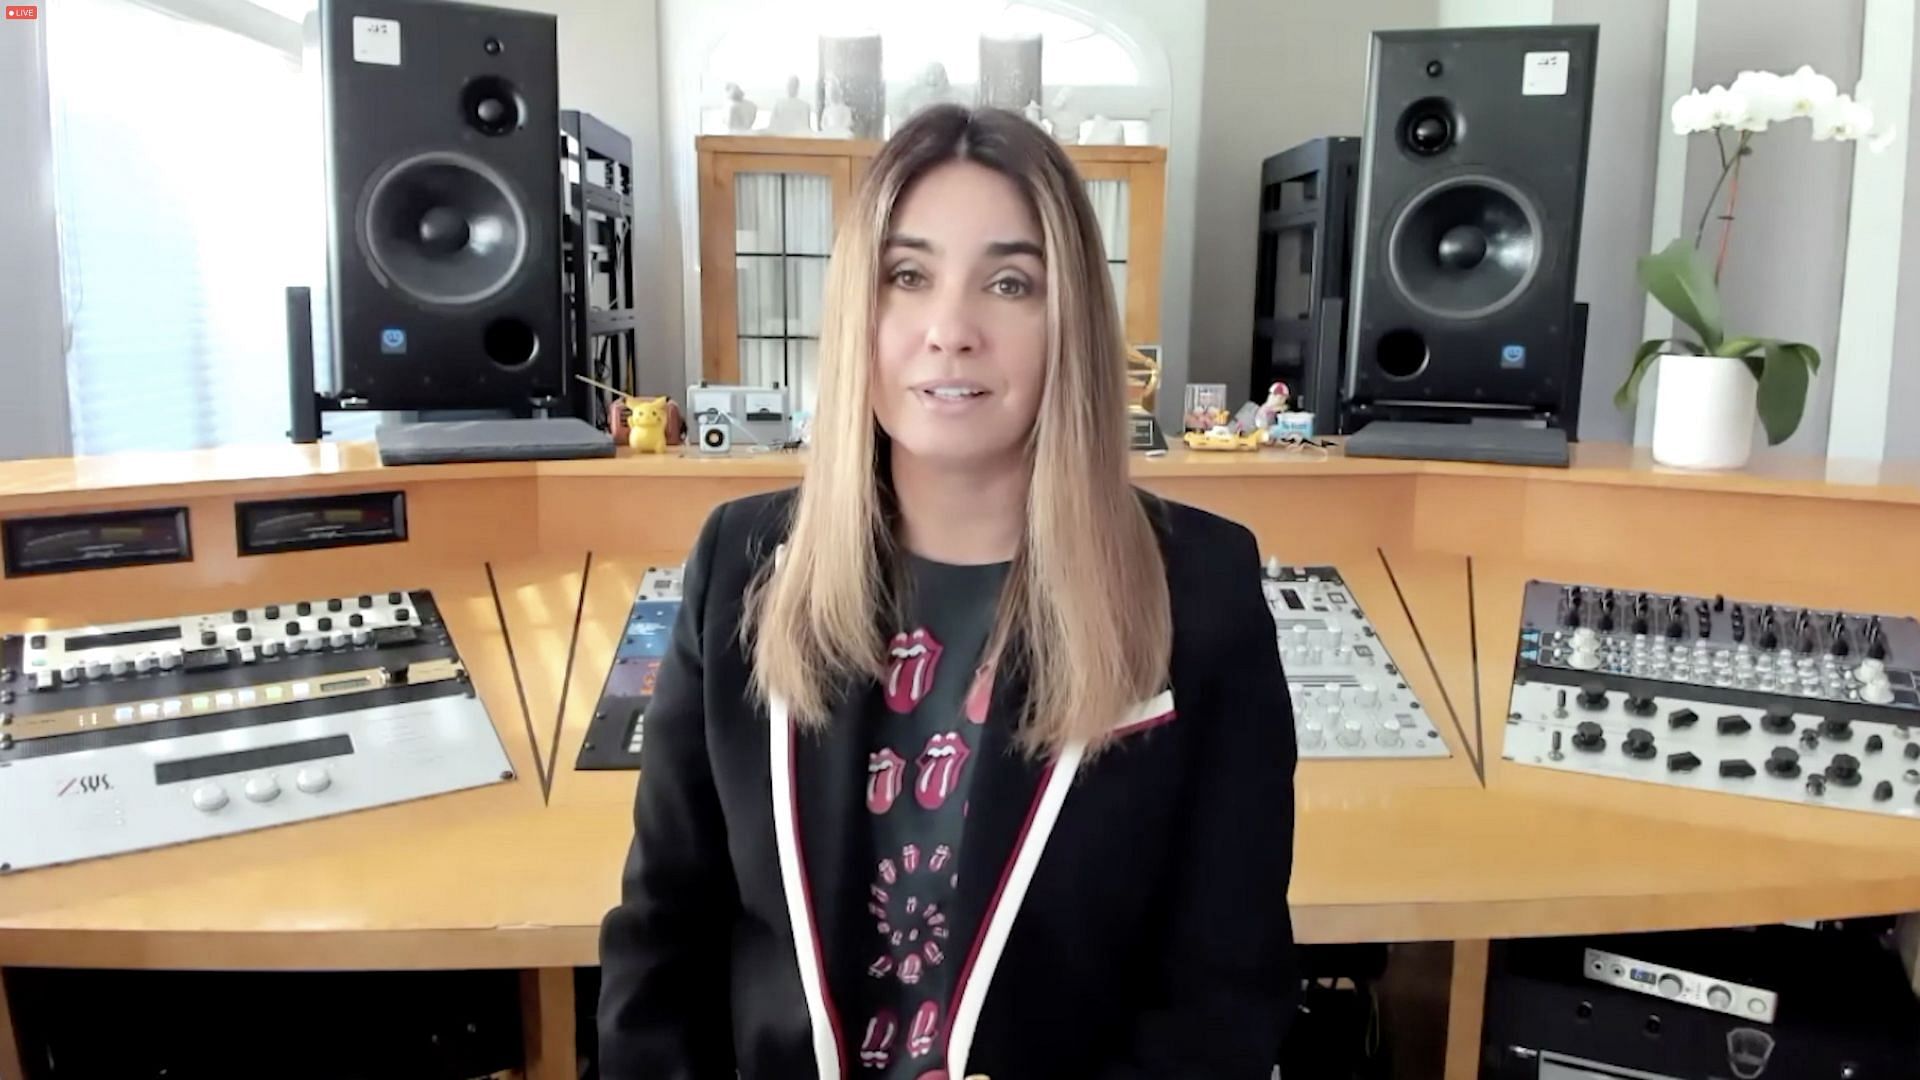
1755,340,1816,445
1614,338,1701,411
1638,239,1725,350
1713,336,1765,358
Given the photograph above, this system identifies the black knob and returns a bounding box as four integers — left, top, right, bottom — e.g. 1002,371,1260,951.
359,595,374,609
1807,773,1827,797
1801,729,1822,751
328,598,344,613
200,630,217,647
285,621,301,636
1668,708,1699,729
1717,714,1752,736
1761,705,1796,735
232,609,249,623
1713,594,1726,612
1827,754,1862,787
1720,759,1757,779
237,628,253,643
1905,742,1919,761
1666,619,1685,640
265,605,280,619
1577,682,1609,711
395,609,412,623
1765,746,1801,778
1625,693,1657,717
1572,721,1606,752
1623,728,1657,760
349,614,365,629
317,617,333,632
1820,717,1853,741
1830,633,1851,659
1759,628,1779,651
1667,751,1702,772
388,591,404,605
1874,780,1895,802
297,601,312,616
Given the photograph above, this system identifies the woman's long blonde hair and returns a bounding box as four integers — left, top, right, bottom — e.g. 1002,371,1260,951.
742,105,1171,757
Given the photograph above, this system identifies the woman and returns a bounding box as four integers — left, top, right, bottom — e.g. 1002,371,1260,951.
599,105,1297,1079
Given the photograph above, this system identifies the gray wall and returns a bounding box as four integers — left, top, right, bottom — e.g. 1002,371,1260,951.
1558,0,1670,442
1887,9,1920,463
0,21,74,461
1686,0,1864,456
1186,0,1439,409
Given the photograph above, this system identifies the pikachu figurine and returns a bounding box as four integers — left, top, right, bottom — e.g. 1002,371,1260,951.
626,396,670,454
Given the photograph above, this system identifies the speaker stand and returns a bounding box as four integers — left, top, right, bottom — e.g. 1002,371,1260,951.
285,286,336,444
1344,418,1569,468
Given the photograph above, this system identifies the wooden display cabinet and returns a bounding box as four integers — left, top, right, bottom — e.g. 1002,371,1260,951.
694,134,1167,408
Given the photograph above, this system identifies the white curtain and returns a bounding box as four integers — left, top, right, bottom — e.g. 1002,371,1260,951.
47,0,341,456
1085,178,1131,335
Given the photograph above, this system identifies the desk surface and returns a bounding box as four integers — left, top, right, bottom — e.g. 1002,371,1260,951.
3,443,1920,970
4,439,1920,506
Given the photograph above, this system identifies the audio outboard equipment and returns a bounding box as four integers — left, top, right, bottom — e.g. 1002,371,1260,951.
1505,580,1920,819
1262,560,1450,760
0,590,515,871
575,565,682,771
318,0,566,412
1483,927,1920,1078
1251,136,1360,426
1346,25,1597,436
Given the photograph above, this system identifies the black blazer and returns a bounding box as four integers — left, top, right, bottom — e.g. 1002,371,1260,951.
598,487,1298,1079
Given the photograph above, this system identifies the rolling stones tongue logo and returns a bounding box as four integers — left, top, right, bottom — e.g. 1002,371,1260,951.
885,627,944,714
963,660,995,725
907,1000,941,1058
915,732,970,810
866,748,906,814
859,1009,897,1069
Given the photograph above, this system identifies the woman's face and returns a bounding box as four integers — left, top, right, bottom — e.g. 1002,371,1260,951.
871,160,1048,474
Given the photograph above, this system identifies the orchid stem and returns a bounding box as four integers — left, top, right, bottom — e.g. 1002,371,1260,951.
1694,128,1741,251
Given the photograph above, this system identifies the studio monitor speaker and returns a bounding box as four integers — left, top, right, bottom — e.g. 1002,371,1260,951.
1345,25,1597,425
320,0,564,411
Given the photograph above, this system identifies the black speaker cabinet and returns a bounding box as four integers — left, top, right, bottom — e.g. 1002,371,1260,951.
1251,137,1359,428
320,0,565,411
1346,25,1597,428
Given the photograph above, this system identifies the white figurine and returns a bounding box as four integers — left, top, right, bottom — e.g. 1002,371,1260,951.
724,82,759,134
1079,113,1123,145
819,78,855,138
1047,87,1084,145
768,74,813,135
899,61,957,123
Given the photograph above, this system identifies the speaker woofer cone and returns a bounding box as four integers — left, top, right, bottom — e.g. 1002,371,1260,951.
360,151,529,307
1386,174,1541,321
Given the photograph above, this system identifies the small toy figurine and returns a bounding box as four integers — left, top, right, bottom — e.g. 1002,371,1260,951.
1183,425,1262,452
1255,381,1290,431
627,396,670,453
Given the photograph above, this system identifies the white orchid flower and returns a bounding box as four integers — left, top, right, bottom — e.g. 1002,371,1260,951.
1670,89,1714,134
1729,70,1790,130
1783,64,1839,118
1812,94,1876,141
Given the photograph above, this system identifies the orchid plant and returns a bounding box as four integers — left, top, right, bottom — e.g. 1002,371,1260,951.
1615,66,1896,444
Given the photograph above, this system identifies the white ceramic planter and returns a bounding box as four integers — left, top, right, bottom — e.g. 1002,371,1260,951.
1650,353,1758,470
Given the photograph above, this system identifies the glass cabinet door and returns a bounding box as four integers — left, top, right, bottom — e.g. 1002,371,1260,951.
1083,176,1132,325
709,154,851,416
